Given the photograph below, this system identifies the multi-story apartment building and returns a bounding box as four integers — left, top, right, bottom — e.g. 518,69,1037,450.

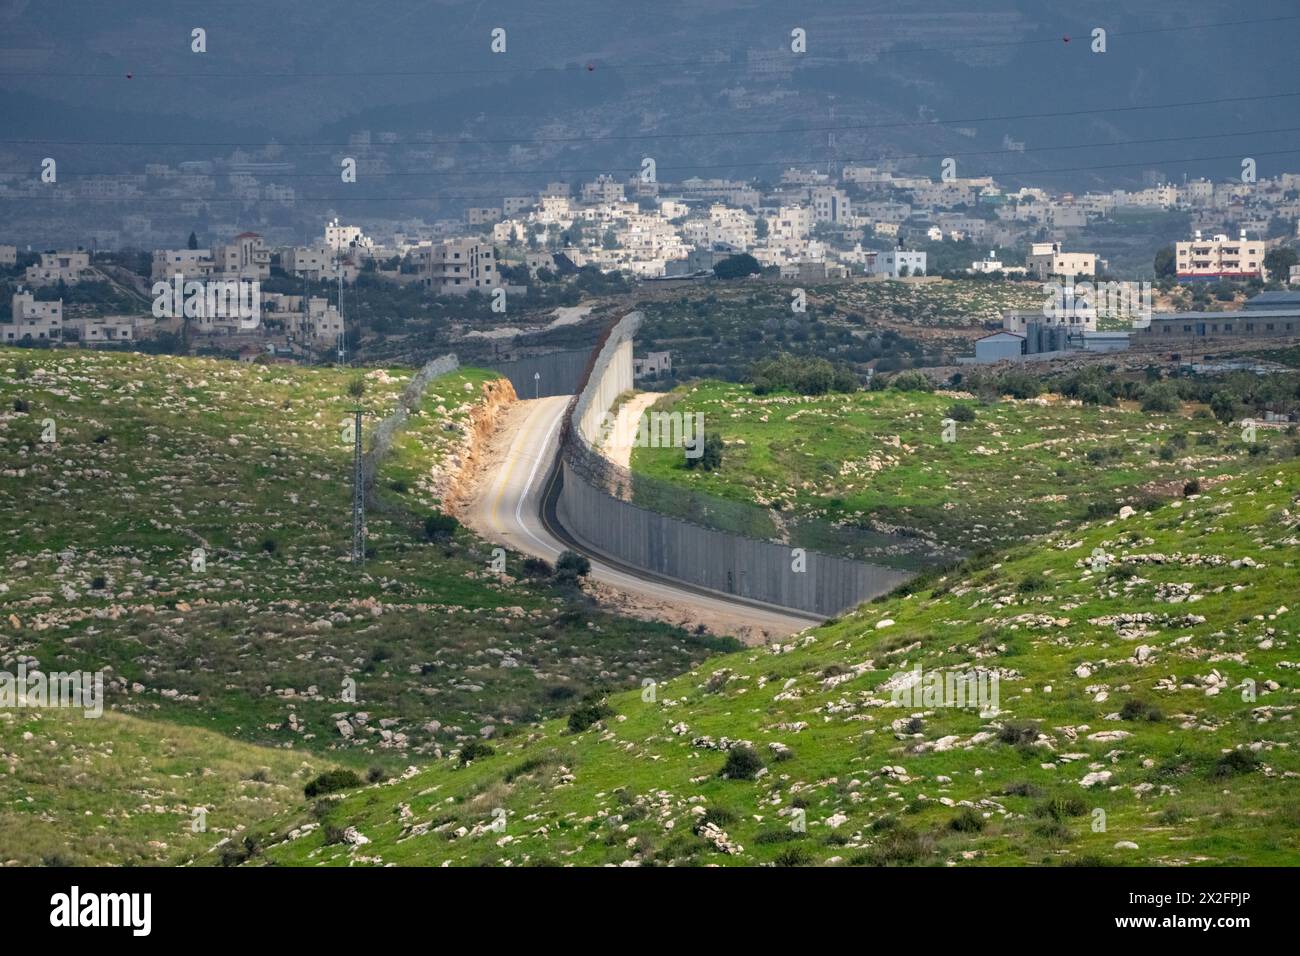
810,186,852,225
675,177,760,207
324,219,374,254
210,233,270,280
421,237,498,296
285,296,345,342
1175,230,1265,281
870,249,927,278
281,246,336,280
581,175,625,205
503,196,534,216
24,250,91,287
1025,241,1096,280
704,204,756,249
5,291,63,341
0,244,17,267
766,205,814,250
466,207,502,226
151,248,215,281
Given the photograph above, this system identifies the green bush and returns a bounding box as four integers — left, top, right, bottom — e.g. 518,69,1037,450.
423,513,459,542
685,431,724,471
887,370,933,392
303,769,362,798
1120,699,1163,722
949,808,986,832
1140,383,1180,413
458,740,496,765
749,353,857,396
997,720,1040,746
1211,749,1260,778
1033,795,1088,820
567,695,614,733
719,745,764,780
554,550,591,583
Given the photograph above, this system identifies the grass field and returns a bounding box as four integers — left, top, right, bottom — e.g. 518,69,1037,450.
250,460,1300,866
628,381,1293,558
0,349,734,836
0,707,333,866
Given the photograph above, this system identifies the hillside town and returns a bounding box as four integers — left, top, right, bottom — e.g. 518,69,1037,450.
4,159,1300,359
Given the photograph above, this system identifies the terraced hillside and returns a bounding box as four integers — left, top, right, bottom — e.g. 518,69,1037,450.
630,380,1294,556
252,462,1300,866
0,348,733,864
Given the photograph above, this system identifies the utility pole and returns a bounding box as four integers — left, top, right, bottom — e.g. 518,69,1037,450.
350,405,364,564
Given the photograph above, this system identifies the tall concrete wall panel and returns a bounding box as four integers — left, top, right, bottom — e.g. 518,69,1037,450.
558,463,910,615
485,349,590,399
556,311,913,618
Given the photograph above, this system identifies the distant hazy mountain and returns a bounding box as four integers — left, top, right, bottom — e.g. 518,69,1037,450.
3,0,1298,196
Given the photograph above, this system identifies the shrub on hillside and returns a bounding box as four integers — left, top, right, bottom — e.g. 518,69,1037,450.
458,740,496,765
946,403,976,423
997,720,1040,746
996,370,1042,399
887,370,933,392
1119,699,1163,722
567,695,615,733
749,352,857,396
303,769,362,798
554,550,591,584
521,556,552,578
423,512,459,542
1140,383,1180,413
719,745,764,780
685,431,724,471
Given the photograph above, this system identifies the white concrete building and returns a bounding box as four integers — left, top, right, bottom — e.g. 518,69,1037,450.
6,292,63,341
24,250,91,287
151,248,215,281
811,187,852,224
67,315,136,343
212,233,271,280
871,249,927,278
281,246,336,280
1025,242,1096,280
581,175,625,205
324,219,374,254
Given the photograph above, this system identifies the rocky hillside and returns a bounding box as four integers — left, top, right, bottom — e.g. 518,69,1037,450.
0,348,732,864
254,460,1299,866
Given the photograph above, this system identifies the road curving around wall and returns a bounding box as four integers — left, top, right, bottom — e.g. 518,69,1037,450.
553,311,914,618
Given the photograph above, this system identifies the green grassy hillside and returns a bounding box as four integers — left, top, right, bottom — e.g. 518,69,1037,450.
0,348,734,862
251,461,1299,866
630,380,1291,557
0,707,334,866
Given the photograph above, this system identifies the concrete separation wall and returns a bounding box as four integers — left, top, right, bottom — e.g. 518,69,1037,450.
556,312,912,617
485,348,591,399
